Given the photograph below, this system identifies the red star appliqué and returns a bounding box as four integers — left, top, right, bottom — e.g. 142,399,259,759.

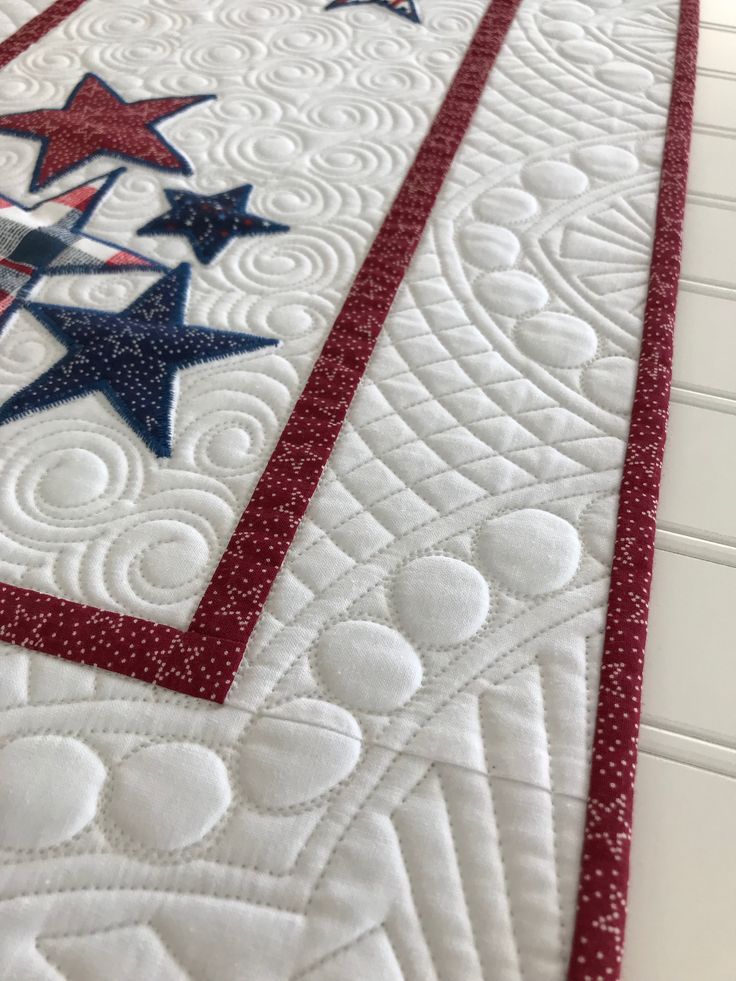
0,74,214,191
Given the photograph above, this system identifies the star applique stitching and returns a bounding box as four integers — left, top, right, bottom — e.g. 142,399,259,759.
0,168,164,331
0,263,279,456
138,184,290,265
325,0,420,23
0,74,214,192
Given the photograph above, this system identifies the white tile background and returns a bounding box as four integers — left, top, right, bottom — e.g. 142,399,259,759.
622,1,736,977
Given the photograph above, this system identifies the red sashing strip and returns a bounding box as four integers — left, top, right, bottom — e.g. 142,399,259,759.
0,582,242,700
0,0,89,69
190,0,523,643
0,0,523,700
566,1,699,979
0,0,701,965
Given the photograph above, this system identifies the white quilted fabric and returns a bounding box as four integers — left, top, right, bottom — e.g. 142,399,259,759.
0,0,487,626
0,1,50,43
0,0,678,978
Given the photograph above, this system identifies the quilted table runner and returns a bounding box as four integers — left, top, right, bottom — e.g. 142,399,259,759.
0,0,696,979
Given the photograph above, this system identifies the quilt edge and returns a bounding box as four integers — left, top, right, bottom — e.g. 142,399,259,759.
565,1,700,978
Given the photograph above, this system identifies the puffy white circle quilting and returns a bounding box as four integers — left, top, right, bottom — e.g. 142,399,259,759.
542,0,594,21
459,222,521,269
477,509,581,596
204,428,253,470
37,448,110,509
393,555,491,646
540,20,584,41
109,518,211,600
522,160,589,199
0,332,47,375
239,699,361,808
317,621,422,712
0,736,105,848
515,312,597,367
8,431,138,534
474,187,538,225
474,270,549,317
576,145,639,181
583,356,636,414
595,61,654,92
139,537,208,591
109,743,231,850
558,39,613,64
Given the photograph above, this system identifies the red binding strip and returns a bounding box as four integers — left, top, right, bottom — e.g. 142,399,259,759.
0,582,242,700
0,0,523,701
0,0,90,69
566,1,699,978
190,0,523,643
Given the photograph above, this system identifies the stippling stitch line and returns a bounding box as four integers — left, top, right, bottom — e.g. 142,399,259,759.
36,921,198,981
236,477,616,714
537,655,566,964
380,329,624,471
386,765,443,981
286,451,619,573
0,713,588,855
478,695,526,981
0,883,305,915
230,610,602,901
291,921,386,980
0,3,684,976
436,766,491,979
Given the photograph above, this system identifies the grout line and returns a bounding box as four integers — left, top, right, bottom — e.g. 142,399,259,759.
687,190,736,206
655,529,736,568
641,718,736,754
692,123,736,140
656,521,736,551
699,21,736,34
670,385,736,415
679,277,736,298
638,747,736,782
656,537,736,568
677,272,736,292
685,193,736,211
671,380,736,402
697,67,736,81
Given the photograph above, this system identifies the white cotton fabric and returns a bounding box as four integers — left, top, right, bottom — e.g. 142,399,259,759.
0,0,678,977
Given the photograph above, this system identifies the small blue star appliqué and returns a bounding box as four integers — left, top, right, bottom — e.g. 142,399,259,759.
325,0,420,23
0,263,279,456
138,185,290,265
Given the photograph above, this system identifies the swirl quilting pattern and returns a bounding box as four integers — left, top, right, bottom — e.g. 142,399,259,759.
0,0,681,978
0,0,487,625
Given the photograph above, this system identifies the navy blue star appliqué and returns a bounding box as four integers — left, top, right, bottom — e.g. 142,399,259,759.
138,185,290,265
0,264,279,456
325,0,420,24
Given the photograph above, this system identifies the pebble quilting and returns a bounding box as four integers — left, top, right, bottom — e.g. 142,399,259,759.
0,0,696,980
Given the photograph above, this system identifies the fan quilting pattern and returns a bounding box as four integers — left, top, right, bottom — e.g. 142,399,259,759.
0,0,682,978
